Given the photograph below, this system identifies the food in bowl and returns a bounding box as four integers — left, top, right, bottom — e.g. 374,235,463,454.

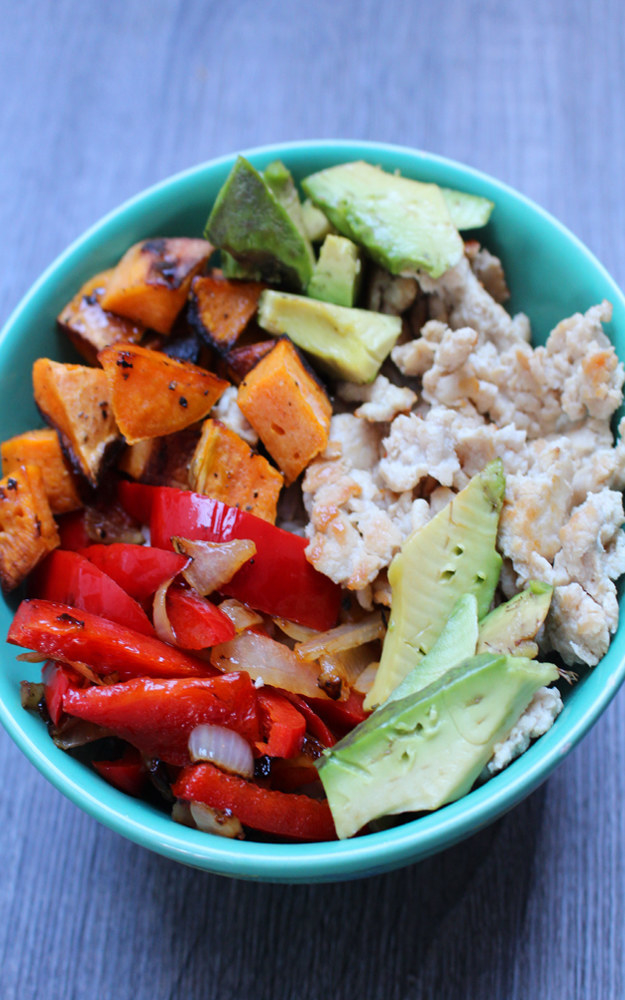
3,152,625,844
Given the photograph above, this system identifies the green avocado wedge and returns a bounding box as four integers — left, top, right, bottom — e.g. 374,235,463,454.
440,187,494,230
477,580,553,659
365,461,505,709
205,156,315,290
302,160,464,278
318,652,559,840
256,288,401,383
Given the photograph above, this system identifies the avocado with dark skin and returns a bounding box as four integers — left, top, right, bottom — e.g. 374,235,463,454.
204,156,315,291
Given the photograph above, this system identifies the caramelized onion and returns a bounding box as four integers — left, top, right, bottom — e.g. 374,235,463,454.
294,612,385,662
353,661,379,694
188,723,254,778
218,599,263,634
172,537,256,595
189,802,243,838
211,630,327,699
152,575,178,644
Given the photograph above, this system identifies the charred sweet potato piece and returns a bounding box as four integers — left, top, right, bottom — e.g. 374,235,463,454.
33,359,121,486
98,343,228,445
189,419,283,523
118,424,202,490
100,238,212,335
188,273,265,354
224,339,277,384
57,269,144,365
0,465,60,591
1,428,82,514
237,338,332,484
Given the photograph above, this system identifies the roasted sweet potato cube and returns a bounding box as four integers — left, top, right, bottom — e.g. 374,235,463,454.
33,359,121,486
57,269,144,365
188,273,265,353
189,419,283,523
1,428,82,514
0,465,60,591
118,424,202,490
100,238,212,335
237,338,332,484
98,343,228,445
224,339,277,384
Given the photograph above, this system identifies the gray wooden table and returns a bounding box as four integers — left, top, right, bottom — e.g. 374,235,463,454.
1,1,624,997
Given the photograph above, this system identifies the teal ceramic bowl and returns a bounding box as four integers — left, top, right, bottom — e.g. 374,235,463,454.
1,141,624,883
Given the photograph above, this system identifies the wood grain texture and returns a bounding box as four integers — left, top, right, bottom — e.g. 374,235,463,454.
1,0,625,997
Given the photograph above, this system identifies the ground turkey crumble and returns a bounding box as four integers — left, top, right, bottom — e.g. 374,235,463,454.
302,247,625,668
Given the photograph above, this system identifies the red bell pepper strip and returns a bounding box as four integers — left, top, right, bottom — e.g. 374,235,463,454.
8,599,216,680
165,584,235,649
116,480,159,524
92,747,147,797
62,672,260,766
42,661,82,726
79,543,187,604
118,483,341,631
173,762,337,841
255,688,306,758
306,689,369,736
56,510,91,550
29,549,154,637
282,691,337,748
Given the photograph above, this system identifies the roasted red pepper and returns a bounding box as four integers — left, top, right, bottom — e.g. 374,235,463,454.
255,687,306,758
8,599,216,680
63,672,260,766
79,543,187,603
42,661,82,726
56,510,91,550
165,584,235,649
283,691,337,748
118,483,341,631
306,689,369,736
29,549,154,636
92,747,147,797
173,762,337,841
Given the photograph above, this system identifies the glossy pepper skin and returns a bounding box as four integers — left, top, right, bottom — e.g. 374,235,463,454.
173,762,337,841
8,599,216,680
255,687,306,758
63,672,260,766
79,543,187,604
29,549,155,636
118,482,341,631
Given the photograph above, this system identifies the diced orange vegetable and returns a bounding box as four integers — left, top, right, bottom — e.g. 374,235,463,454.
118,424,202,490
237,338,332,484
98,343,228,445
100,238,212,335
189,419,283,523
1,428,82,514
188,273,265,353
57,269,144,365
0,465,60,591
33,359,121,486
224,339,277,384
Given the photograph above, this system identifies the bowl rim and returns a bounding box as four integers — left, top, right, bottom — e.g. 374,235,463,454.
1,138,625,883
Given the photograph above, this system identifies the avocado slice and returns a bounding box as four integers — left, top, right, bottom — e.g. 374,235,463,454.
318,652,559,839
301,198,334,242
477,581,553,658
301,160,464,279
204,156,315,291
440,187,494,230
365,460,505,709
263,160,312,245
307,234,362,307
256,289,402,384
386,593,479,704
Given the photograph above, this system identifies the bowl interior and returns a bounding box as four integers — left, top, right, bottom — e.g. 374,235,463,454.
1,140,624,882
